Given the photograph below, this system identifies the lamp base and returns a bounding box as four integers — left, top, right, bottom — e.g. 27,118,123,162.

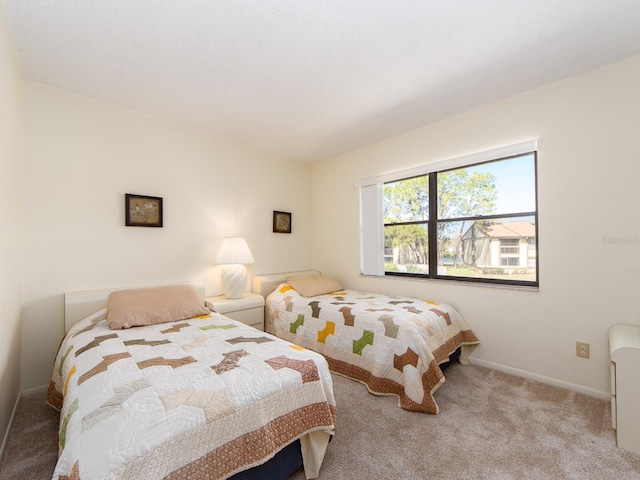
221,264,247,299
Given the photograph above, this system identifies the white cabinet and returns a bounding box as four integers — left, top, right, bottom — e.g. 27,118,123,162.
609,324,640,455
206,293,265,331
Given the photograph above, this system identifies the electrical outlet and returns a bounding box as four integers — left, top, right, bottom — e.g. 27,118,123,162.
576,341,590,359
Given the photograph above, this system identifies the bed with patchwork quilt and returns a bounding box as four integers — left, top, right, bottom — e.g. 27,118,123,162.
261,274,479,414
47,284,336,480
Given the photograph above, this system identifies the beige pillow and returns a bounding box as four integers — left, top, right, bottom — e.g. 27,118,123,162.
107,284,209,329
286,275,343,297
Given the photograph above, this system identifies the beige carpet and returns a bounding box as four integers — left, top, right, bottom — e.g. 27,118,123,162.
2,364,640,479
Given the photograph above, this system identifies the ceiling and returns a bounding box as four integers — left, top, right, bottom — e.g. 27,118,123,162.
4,1,640,163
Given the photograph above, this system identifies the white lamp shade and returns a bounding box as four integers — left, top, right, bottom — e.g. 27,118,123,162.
214,237,255,265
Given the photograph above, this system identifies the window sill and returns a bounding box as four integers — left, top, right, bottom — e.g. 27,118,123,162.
360,273,540,292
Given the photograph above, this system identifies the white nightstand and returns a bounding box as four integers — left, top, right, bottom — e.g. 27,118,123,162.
206,293,265,331
609,324,640,455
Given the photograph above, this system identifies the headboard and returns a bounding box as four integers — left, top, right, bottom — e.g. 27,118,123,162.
64,283,205,332
251,270,320,298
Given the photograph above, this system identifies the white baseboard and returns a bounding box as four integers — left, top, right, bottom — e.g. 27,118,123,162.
469,358,610,401
0,391,21,463
21,384,48,396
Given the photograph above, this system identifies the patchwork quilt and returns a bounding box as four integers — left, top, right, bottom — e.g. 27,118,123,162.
266,285,479,414
47,309,336,480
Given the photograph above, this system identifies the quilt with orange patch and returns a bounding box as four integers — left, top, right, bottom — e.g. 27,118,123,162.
47,310,336,480
266,285,479,414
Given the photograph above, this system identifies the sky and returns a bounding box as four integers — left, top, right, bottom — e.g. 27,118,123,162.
467,153,536,214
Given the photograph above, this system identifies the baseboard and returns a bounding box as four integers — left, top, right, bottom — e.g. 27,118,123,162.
469,358,610,401
21,384,48,396
0,391,21,463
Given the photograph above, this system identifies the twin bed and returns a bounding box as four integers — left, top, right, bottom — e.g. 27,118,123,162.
49,272,478,479
48,283,335,480
252,271,479,414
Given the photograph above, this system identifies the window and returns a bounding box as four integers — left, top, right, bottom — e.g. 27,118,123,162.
500,239,520,254
359,141,538,287
501,257,520,266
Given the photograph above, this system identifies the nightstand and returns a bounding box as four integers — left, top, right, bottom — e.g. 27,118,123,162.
609,324,640,455
206,293,265,331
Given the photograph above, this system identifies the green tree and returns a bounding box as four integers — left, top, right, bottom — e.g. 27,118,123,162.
384,169,496,270
438,169,496,266
384,177,429,268
384,176,429,221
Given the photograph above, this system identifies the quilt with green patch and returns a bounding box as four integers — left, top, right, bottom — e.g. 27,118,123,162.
47,309,336,480
266,284,479,414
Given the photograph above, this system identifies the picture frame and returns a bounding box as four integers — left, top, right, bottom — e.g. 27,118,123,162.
273,210,292,233
125,193,163,227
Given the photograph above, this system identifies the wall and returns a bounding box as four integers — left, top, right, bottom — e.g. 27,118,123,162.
312,55,640,398
0,4,23,455
21,83,312,391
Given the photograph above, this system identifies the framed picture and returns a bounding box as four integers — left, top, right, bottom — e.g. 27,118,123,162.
125,193,163,227
273,210,292,233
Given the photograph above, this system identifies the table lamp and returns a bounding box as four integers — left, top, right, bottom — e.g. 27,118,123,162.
214,237,255,299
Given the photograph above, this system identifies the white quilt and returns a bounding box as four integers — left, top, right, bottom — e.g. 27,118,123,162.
266,284,479,414
48,309,336,480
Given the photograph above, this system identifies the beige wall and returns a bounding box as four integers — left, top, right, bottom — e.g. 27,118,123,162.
21,83,312,391
312,55,640,398
0,5,23,453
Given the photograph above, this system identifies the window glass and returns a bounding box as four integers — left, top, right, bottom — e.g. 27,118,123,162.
438,154,536,218
384,176,429,223
436,217,536,282
384,224,428,274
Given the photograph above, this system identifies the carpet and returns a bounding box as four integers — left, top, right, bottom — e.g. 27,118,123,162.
2,364,639,479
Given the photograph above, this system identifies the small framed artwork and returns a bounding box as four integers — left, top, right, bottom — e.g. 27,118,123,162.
273,210,292,233
125,193,163,227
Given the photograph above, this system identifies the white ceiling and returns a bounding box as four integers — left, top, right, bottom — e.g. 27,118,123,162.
4,1,640,163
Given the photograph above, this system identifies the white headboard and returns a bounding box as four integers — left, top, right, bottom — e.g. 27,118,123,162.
64,283,205,332
252,270,320,298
